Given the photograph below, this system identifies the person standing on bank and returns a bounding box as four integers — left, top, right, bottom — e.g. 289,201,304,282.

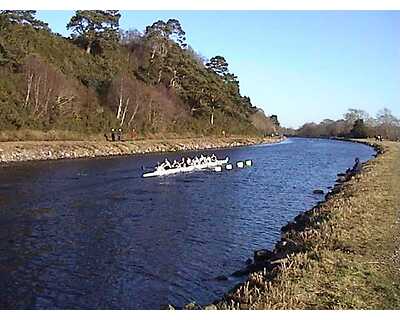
117,128,122,141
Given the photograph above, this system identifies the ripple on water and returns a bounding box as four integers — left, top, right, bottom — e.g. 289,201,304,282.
0,138,375,309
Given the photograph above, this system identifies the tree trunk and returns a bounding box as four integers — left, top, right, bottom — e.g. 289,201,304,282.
169,70,177,88
86,42,92,54
120,98,129,127
34,75,41,114
116,80,123,119
24,74,33,108
44,88,52,115
157,68,163,84
128,103,140,126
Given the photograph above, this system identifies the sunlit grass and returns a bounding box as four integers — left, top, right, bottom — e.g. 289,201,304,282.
216,139,400,310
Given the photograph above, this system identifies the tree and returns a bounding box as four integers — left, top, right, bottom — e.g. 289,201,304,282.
142,19,187,84
67,10,121,54
0,10,49,30
344,108,369,124
249,109,275,135
270,115,280,128
120,29,142,46
375,108,400,140
223,72,240,95
197,83,225,126
350,119,368,138
297,122,321,137
21,55,80,128
164,19,186,48
206,56,229,77
376,108,399,126
145,19,186,48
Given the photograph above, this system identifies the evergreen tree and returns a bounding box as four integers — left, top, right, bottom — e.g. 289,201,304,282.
67,10,121,54
350,119,368,138
0,10,49,30
145,19,186,48
206,56,229,77
270,115,280,127
142,19,187,84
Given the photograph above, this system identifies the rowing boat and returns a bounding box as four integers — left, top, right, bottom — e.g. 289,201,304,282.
142,157,229,178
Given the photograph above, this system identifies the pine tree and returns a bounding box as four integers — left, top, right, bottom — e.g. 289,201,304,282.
0,10,49,30
67,10,121,54
206,56,229,77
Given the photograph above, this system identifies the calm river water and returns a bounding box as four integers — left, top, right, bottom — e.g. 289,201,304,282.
0,138,375,309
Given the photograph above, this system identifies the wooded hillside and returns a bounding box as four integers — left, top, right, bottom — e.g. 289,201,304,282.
0,10,278,140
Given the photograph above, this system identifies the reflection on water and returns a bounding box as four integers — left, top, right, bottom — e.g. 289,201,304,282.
0,138,374,309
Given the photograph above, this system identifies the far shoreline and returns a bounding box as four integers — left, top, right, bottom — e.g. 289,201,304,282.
0,135,286,165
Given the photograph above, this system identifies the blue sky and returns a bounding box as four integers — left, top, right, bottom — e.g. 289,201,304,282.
36,10,400,128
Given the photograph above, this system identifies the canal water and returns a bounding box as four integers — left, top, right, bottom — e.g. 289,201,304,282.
0,138,375,309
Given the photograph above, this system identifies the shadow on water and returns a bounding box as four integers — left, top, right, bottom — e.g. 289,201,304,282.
0,138,375,309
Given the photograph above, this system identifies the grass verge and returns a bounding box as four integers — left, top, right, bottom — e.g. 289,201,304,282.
214,139,400,310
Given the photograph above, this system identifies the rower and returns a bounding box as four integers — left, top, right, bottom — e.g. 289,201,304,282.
158,162,165,170
211,154,217,162
164,158,171,169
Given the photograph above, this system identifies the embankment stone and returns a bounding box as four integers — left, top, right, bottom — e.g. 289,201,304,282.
0,136,284,164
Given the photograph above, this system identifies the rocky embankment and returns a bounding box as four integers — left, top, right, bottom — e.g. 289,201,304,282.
0,136,284,164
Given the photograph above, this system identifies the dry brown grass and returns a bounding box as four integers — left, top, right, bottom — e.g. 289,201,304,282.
216,140,400,310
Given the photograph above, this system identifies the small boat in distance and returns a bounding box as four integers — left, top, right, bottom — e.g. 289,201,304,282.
142,154,229,178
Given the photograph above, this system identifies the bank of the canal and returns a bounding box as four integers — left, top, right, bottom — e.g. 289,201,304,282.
202,139,400,310
0,136,283,164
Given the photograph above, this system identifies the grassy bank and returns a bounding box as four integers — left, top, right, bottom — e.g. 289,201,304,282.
0,136,284,164
210,139,400,310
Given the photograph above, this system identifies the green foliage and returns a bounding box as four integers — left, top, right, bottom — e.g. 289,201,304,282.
145,19,186,48
0,10,49,31
270,115,280,127
206,55,228,76
67,10,121,54
0,12,274,140
350,119,368,138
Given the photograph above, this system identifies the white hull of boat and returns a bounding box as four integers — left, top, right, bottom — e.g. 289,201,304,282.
143,157,229,178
